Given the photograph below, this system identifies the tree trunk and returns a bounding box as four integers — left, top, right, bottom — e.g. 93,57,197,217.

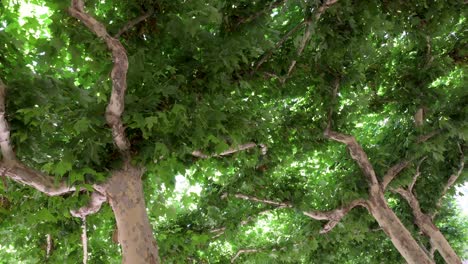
416,214,462,264
106,167,160,264
368,192,434,264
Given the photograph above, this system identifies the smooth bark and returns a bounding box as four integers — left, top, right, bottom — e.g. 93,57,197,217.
106,167,160,264
368,192,435,264
395,187,462,264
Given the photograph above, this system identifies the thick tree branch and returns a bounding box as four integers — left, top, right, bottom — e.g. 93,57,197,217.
324,78,379,188
114,8,154,38
315,0,339,20
303,199,368,234
0,163,76,195
381,161,410,190
70,189,107,218
69,0,131,161
1,77,76,195
324,128,379,188
192,142,267,158
0,79,15,162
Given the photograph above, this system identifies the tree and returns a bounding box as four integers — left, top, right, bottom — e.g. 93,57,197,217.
0,0,466,263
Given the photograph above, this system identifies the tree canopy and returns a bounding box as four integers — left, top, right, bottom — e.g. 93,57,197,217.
0,0,467,263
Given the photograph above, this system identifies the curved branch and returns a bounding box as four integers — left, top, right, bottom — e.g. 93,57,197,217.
324,130,379,187
286,20,312,76
70,189,107,218
114,8,154,38
324,78,379,189
1,78,75,196
231,248,261,263
233,193,367,234
408,157,427,193
381,161,410,190
1,162,76,195
69,0,131,161
303,199,368,234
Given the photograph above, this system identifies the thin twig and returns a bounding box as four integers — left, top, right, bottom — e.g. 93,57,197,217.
409,157,427,193
231,249,261,263
234,193,293,208
46,234,52,259
81,217,88,264
192,142,267,158
254,20,307,71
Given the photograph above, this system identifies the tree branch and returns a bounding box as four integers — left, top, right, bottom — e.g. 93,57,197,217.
381,161,410,190
287,0,339,77
80,216,88,264
303,199,368,234
1,77,76,196
234,193,293,208
69,0,131,162
233,193,367,233
254,20,307,71
324,78,379,188
192,142,267,158
231,248,262,263
46,234,53,259
70,189,107,218
114,8,154,38
416,130,440,143
315,0,339,20
0,79,15,162
409,157,427,193
286,20,312,76
431,144,464,219
0,163,76,195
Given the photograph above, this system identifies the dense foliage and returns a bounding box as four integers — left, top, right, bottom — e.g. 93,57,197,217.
0,0,466,263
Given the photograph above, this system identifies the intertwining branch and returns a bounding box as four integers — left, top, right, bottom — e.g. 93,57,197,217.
69,0,131,163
